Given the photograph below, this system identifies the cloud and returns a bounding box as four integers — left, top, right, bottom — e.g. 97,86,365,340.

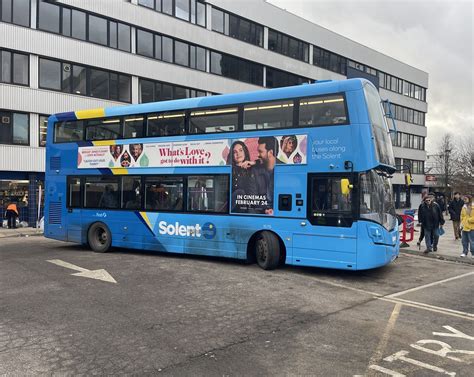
268,0,474,153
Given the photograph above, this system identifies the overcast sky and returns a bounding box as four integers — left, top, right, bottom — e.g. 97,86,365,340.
267,0,473,154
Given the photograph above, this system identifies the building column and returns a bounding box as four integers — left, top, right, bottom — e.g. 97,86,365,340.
263,27,269,49
206,4,212,30
30,0,37,29
132,76,139,104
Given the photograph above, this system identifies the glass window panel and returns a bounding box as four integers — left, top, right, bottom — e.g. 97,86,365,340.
244,100,294,130
196,1,205,26
175,0,190,21
210,51,222,75
84,176,119,209
138,0,154,8
189,107,238,134
155,0,162,12
118,23,131,52
62,8,71,36
187,175,229,213
174,40,189,66
155,34,162,60
72,65,86,95
311,176,352,215
109,73,119,101
38,0,60,33
137,29,154,57
119,75,131,103
109,21,117,48
85,118,121,141
1,0,12,23
12,113,28,145
61,63,71,92
12,0,30,27
196,46,206,71
90,69,110,99
1,50,12,83
147,111,185,136
162,36,173,62
189,45,196,69
88,15,108,45
212,8,224,33
123,116,144,138
224,13,229,34
54,121,84,142
174,85,187,99
162,0,173,15
68,177,81,207
122,176,142,209
71,9,86,40
12,53,28,85
39,58,61,90
145,176,184,211
299,95,348,126
39,115,48,147
140,79,155,103
0,110,12,144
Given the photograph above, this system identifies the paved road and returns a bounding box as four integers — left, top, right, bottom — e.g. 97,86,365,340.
1,237,473,376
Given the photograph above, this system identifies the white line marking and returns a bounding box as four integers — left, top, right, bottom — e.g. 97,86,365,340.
433,325,474,341
387,271,474,298
47,259,117,283
369,365,406,376
47,259,89,272
367,303,402,376
387,298,474,318
384,350,456,376
309,277,382,297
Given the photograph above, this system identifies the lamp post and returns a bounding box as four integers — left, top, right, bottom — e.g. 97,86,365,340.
444,148,451,214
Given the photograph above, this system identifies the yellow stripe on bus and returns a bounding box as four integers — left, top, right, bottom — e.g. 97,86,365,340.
111,168,128,175
92,140,116,146
139,212,152,230
75,108,106,119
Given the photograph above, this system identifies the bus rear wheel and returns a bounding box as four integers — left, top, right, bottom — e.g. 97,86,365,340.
255,231,280,270
87,222,111,253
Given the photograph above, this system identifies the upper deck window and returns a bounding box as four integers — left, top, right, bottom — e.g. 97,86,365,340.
147,111,186,136
298,95,348,127
243,100,294,130
189,107,239,134
85,118,121,141
54,120,83,143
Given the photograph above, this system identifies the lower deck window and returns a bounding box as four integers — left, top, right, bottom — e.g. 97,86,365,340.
145,176,184,211
84,176,120,209
187,175,229,213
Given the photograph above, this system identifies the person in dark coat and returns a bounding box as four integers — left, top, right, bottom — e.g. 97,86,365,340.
418,194,445,253
448,192,464,240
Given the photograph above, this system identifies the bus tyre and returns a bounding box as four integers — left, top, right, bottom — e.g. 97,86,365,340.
255,231,280,270
88,222,112,253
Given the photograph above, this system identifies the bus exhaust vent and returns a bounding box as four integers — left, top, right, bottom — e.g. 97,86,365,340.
48,202,62,225
50,157,61,170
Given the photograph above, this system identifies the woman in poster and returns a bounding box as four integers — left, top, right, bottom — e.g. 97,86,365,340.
227,141,257,212
120,151,132,167
109,145,122,161
277,135,302,164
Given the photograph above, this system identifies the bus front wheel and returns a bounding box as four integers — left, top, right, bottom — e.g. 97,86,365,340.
87,222,112,253
255,231,280,270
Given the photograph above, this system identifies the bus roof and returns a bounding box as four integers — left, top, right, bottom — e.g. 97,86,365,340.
51,78,371,123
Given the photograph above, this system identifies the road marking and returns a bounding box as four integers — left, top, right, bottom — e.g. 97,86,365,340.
386,271,474,298
309,277,383,297
433,325,474,341
386,298,474,319
384,350,456,376
367,303,402,376
368,364,405,376
47,259,117,283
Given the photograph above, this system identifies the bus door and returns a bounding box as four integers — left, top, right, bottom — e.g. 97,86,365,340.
292,174,357,269
65,176,82,242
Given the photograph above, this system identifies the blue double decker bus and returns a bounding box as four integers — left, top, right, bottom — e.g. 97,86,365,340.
45,78,399,270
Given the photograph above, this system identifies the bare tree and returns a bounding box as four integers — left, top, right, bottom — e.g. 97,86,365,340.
452,136,474,194
434,133,457,195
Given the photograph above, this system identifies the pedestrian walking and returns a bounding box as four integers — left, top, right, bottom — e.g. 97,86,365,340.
5,200,19,229
416,200,425,249
448,192,464,239
460,195,474,258
418,194,445,253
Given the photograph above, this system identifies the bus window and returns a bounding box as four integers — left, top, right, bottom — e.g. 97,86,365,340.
243,100,294,130
299,95,347,127
147,111,186,137
55,120,84,142
187,175,229,213
123,116,144,138
85,118,121,141
309,175,353,227
122,176,142,210
145,176,184,211
84,176,120,209
189,107,238,133
67,177,82,207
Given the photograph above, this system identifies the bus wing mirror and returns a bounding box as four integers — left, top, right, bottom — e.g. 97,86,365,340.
341,179,353,196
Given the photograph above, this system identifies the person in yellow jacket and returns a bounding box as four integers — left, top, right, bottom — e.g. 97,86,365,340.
460,195,474,257
5,201,19,229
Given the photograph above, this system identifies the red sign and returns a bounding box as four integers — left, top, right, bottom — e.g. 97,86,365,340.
425,175,437,182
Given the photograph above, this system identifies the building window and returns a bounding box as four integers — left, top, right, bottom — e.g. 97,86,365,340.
210,51,263,86
268,29,309,63
39,114,48,147
137,0,206,27
0,110,29,146
139,78,207,103
266,67,311,88
37,0,131,52
0,49,29,86
313,46,347,75
0,0,30,27
211,7,263,47
39,58,131,102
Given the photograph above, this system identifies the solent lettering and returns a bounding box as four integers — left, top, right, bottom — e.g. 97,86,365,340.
158,221,202,237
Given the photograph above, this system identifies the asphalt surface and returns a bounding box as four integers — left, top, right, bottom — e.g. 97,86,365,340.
1,237,473,376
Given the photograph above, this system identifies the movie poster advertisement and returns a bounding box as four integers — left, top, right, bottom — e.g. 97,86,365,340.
77,140,230,169
228,135,307,215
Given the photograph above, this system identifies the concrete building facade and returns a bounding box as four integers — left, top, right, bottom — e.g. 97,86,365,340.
0,0,428,225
